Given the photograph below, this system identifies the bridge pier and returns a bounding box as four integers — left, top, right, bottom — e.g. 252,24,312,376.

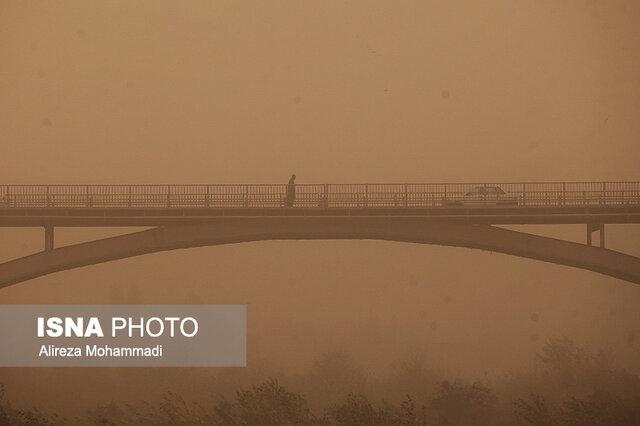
44,225,54,251
587,223,605,248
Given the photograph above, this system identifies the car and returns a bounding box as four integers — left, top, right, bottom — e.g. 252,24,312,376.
444,185,519,206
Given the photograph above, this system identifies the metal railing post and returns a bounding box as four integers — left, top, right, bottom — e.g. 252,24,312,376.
324,184,329,208
364,184,368,207
404,184,408,207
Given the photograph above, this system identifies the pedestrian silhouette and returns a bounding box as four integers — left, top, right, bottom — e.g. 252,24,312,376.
285,174,296,207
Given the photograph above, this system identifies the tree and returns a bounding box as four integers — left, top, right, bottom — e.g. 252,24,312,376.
430,380,498,425
217,378,316,425
513,393,555,426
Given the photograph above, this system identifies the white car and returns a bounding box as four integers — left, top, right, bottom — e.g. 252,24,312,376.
445,186,519,206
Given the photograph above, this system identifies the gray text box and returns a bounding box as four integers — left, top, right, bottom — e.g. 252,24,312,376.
0,305,246,367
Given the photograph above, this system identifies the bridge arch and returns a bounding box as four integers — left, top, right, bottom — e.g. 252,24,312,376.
1,217,639,288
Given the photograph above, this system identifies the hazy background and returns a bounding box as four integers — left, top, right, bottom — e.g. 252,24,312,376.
1,0,639,415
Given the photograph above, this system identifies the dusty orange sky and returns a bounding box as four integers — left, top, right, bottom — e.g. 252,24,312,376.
1,0,639,413
2,1,640,184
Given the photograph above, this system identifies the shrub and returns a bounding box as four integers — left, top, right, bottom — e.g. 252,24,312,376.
429,380,498,425
216,378,317,425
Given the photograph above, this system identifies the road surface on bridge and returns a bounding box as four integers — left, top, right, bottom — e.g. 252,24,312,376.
0,181,639,226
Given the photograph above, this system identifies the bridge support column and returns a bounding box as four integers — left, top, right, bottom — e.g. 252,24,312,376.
44,225,54,251
587,223,604,248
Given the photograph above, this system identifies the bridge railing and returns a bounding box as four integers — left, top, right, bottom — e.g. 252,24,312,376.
0,182,639,209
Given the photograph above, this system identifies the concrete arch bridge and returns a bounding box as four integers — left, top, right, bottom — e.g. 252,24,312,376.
1,181,639,288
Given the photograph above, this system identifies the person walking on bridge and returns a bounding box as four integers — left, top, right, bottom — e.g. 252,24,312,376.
285,174,296,207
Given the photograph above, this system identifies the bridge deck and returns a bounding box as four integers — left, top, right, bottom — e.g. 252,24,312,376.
1,182,639,226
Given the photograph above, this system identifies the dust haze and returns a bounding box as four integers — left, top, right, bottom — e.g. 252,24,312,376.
1,0,640,419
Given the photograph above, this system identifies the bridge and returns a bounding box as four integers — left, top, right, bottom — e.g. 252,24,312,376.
1,181,639,287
